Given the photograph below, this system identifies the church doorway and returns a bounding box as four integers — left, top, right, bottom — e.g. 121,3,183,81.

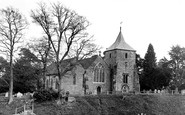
97,86,101,94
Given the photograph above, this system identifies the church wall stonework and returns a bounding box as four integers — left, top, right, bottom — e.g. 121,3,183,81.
85,56,110,95
104,50,137,92
115,50,136,92
60,65,85,95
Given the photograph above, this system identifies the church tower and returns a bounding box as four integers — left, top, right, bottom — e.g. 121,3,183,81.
104,27,140,93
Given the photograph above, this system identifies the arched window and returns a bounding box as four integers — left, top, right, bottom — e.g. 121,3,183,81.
125,53,128,59
94,63,105,82
94,67,98,82
122,73,128,83
73,73,76,85
55,78,58,89
51,79,53,88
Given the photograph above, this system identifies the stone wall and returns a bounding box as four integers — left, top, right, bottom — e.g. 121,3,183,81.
85,56,110,95
104,49,139,93
116,50,136,92
46,56,111,95
60,65,85,95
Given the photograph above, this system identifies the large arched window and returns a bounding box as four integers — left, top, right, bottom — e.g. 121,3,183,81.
94,63,105,82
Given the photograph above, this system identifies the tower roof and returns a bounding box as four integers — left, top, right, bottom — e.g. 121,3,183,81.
105,28,135,52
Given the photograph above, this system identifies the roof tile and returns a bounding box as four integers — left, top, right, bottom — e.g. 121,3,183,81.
105,29,135,52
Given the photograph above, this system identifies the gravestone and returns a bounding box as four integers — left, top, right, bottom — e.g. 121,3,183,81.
175,88,179,94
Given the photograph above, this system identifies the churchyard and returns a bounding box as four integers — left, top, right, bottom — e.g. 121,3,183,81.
0,90,185,115
0,92,35,115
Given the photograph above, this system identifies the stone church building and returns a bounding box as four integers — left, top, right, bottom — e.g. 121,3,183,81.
45,28,140,95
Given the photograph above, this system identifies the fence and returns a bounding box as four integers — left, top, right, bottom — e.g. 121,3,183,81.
91,90,184,96
139,90,182,95
14,100,34,115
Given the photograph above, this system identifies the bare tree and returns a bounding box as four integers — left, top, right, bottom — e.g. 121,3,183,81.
68,36,100,60
31,2,99,94
0,7,27,104
28,37,54,88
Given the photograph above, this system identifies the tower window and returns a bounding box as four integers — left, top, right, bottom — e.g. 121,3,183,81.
110,53,112,58
125,62,128,68
125,53,128,59
122,73,128,83
114,65,117,75
55,79,58,89
73,73,76,85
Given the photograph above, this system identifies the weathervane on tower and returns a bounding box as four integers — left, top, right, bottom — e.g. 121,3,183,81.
120,21,123,31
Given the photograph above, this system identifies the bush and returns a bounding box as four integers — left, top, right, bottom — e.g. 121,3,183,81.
33,89,58,102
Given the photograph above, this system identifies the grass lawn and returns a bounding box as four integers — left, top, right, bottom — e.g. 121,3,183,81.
1,94,185,115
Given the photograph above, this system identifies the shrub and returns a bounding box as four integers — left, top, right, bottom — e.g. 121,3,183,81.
33,89,58,102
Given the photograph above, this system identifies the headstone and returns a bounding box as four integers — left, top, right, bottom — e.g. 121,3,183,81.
175,87,179,94
161,90,165,95
25,92,31,99
17,92,23,98
181,90,185,95
68,97,76,103
154,89,157,93
5,92,8,97
57,99,61,105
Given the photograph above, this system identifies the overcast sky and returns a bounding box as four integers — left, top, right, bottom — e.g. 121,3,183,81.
1,0,185,61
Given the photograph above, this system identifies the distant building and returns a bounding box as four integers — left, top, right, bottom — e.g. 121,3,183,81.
45,28,140,95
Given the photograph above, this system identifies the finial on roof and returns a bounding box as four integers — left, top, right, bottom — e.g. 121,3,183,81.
99,51,101,57
120,21,123,31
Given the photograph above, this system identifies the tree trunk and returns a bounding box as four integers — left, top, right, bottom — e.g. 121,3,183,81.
8,51,13,104
43,62,47,89
56,60,61,93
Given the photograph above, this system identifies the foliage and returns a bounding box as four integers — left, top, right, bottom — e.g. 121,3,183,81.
136,54,144,88
0,79,9,93
143,44,157,74
141,44,172,90
0,56,9,92
178,83,185,91
136,54,144,74
0,56,9,72
13,48,41,93
147,67,171,90
28,37,54,88
168,45,185,88
33,89,58,102
158,57,172,88
0,50,40,93
141,44,157,90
